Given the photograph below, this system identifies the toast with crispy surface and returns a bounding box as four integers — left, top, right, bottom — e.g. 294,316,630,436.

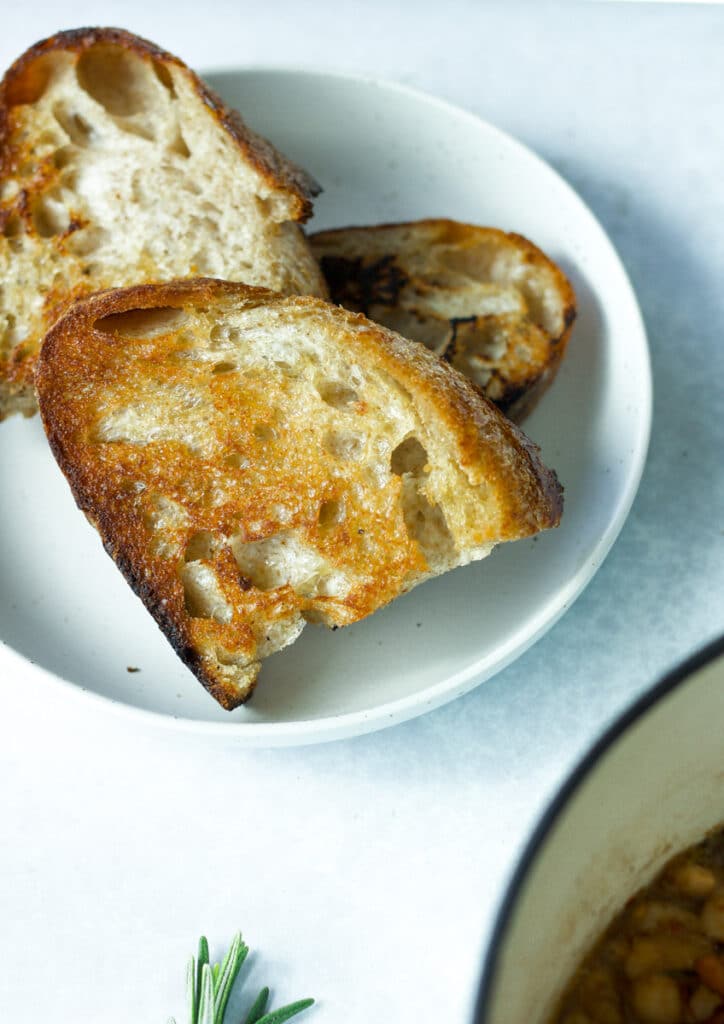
36,278,562,709
0,27,326,419
311,219,576,422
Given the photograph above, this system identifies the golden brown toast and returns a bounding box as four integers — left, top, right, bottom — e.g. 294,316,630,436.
36,278,562,709
311,219,576,421
0,27,326,419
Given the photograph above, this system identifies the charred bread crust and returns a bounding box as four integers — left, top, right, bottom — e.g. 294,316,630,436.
311,219,577,422
0,27,320,217
37,279,562,709
100,524,246,709
37,279,256,709
498,231,576,420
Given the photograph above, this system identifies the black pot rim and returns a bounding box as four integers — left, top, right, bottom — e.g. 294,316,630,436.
473,630,724,1024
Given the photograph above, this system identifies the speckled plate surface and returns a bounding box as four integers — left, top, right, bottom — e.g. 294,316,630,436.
0,70,650,744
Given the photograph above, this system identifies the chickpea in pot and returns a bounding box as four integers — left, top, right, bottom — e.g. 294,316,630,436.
550,825,724,1024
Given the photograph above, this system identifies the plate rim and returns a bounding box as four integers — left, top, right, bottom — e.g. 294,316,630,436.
0,67,652,745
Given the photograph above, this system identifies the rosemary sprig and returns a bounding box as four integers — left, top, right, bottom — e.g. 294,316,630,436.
169,932,314,1024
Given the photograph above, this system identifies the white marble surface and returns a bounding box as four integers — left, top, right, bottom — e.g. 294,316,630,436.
2,2,724,1022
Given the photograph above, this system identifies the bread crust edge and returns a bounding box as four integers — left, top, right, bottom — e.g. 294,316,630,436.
0,27,320,219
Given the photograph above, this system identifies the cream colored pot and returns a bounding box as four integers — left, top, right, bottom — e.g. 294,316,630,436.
475,637,724,1024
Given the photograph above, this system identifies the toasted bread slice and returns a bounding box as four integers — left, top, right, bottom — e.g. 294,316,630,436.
36,278,562,709
0,27,327,420
311,219,576,422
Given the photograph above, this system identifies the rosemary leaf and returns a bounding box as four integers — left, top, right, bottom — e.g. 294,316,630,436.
243,987,270,1024
186,957,197,1024
213,931,245,1024
218,940,249,1024
198,964,215,1024
253,998,315,1024
196,936,210,1021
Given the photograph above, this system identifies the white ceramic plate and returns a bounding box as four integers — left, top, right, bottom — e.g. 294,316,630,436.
0,70,650,745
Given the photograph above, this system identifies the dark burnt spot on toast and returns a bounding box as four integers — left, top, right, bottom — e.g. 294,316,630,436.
443,315,478,362
320,253,408,316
